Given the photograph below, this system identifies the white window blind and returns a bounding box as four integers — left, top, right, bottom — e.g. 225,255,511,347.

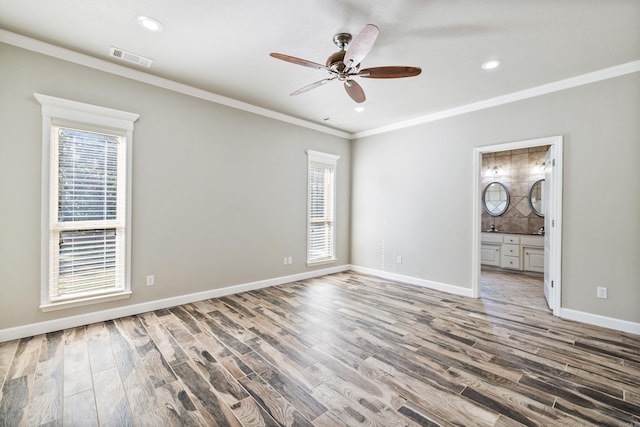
36,93,138,310
307,150,339,264
50,127,126,300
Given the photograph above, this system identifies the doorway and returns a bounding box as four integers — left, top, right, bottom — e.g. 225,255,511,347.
471,136,563,316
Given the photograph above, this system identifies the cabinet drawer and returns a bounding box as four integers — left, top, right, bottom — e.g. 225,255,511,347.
502,243,520,257
503,235,520,244
520,235,543,247
501,254,521,270
482,233,503,244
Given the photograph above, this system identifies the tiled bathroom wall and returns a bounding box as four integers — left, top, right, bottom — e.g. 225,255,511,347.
481,146,549,234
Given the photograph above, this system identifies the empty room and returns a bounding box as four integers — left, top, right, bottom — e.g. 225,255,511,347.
0,1,639,426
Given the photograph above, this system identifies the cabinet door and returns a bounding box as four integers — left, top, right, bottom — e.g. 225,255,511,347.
481,245,500,266
524,247,544,273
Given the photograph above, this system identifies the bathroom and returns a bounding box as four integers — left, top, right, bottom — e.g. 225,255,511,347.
480,145,550,308
481,146,548,235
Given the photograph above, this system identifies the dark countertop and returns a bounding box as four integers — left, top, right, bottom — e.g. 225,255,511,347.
483,230,544,236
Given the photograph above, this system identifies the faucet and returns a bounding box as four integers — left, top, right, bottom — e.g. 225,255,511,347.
537,226,545,235
488,224,497,232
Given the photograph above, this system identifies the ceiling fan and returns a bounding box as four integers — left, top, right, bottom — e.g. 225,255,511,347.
270,24,422,103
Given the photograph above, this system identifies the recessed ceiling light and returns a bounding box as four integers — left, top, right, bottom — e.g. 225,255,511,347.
354,107,365,112
137,16,163,32
481,59,502,70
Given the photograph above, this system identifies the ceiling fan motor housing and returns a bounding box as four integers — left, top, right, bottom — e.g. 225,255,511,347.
326,32,353,73
326,51,346,72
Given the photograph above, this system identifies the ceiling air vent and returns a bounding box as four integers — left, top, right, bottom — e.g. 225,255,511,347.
109,46,153,67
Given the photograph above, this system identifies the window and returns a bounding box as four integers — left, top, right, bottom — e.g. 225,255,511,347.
35,94,139,311
307,150,339,265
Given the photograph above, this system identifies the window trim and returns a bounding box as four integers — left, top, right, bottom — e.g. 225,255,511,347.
35,93,139,311
306,150,340,266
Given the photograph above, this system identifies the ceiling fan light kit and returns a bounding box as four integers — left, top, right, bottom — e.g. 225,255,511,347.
270,24,421,103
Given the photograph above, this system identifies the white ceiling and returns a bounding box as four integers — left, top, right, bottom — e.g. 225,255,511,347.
1,0,639,135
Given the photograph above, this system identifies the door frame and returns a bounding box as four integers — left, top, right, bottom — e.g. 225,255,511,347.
471,135,563,316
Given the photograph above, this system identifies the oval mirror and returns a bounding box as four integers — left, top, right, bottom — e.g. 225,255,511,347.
482,182,510,216
529,179,544,217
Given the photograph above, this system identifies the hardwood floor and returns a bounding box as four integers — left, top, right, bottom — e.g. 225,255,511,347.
1,271,639,426
480,269,549,313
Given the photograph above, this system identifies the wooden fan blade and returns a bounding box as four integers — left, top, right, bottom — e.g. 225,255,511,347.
291,78,335,96
344,80,366,103
358,66,422,78
343,24,379,68
270,53,329,71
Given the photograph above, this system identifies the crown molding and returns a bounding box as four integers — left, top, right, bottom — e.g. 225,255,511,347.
353,60,640,139
0,29,351,140
2,29,638,141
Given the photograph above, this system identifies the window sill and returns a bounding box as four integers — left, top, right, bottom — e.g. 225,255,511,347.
307,258,337,267
40,290,132,312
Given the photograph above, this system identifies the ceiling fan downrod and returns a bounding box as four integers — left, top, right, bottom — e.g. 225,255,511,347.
332,33,352,50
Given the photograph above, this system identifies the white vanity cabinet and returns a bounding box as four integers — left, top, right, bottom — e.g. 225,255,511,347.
481,233,544,273
501,243,521,270
500,234,520,270
481,245,501,266
521,235,544,273
480,233,502,267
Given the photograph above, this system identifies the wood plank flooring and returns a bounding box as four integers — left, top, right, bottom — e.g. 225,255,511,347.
480,269,549,313
1,271,639,426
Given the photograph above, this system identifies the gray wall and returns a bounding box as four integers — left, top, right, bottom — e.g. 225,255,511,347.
2,39,638,332
352,72,640,323
0,43,351,330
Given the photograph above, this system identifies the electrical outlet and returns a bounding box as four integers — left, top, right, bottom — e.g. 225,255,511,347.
287,256,293,265
596,287,607,299
146,275,155,286
396,255,402,264
283,257,288,265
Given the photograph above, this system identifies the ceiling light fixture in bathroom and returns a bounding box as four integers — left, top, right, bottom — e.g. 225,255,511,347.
485,165,502,176
533,161,546,174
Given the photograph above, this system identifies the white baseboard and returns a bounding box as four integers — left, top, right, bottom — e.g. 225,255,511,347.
349,265,475,298
351,266,640,336
6,266,636,342
560,308,640,336
0,264,350,342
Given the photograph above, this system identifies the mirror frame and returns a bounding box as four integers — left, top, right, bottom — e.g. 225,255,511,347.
482,181,510,217
529,178,544,217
